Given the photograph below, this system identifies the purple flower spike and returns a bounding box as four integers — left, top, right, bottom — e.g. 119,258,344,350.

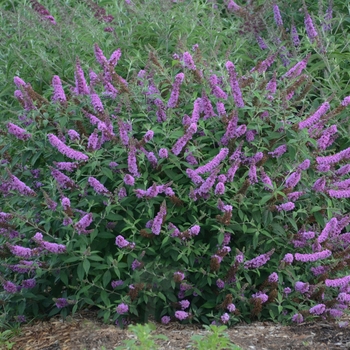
7,123,31,141
167,73,184,108
273,4,283,27
225,61,244,108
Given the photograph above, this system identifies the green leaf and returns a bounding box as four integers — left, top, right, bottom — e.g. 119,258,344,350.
100,290,110,307
83,259,90,275
77,262,85,281
103,270,112,288
101,167,114,180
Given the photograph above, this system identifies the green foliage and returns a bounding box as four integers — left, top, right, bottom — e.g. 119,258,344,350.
190,325,242,350
1,0,350,330
114,323,168,350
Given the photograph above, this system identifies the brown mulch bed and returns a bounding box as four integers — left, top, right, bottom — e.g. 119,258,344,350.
6,310,350,350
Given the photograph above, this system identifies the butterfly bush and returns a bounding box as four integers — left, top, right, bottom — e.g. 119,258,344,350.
2,4,350,327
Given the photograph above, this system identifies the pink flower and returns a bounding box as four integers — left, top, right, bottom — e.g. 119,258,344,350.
268,144,287,158
294,250,332,262
179,300,190,310
124,174,135,186
175,311,188,320
116,303,129,314
88,177,110,195
268,272,278,283
161,316,171,324
7,123,31,140
276,202,295,212
295,281,309,294
227,303,236,312
292,313,303,323
221,313,230,324
167,73,184,108
309,304,326,315
115,235,130,248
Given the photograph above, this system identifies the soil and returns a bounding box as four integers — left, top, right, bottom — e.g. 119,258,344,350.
6,310,350,350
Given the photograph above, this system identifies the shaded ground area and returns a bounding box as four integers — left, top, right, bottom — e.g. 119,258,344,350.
7,310,350,350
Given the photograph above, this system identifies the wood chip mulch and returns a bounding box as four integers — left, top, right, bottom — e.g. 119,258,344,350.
6,310,350,350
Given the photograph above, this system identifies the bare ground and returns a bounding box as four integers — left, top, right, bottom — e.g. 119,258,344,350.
6,310,350,350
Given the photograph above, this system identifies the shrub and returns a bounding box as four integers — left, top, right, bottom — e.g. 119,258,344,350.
1,0,350,328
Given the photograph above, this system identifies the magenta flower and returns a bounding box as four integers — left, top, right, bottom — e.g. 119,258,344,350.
167,73,184,108
179,300,190,310
295,250,332,262
131,260,142,270
215,182,225,195
9,245,33,258
209,75,228,100
216,101,226,116
325,275,350,288
216,279,225,289
9,173,36,196
225,61,244,108
74,59,89,95
318,217,337,244
292,313,303,323
151,201,167,235
74,213,93,235
268,144,287,158
144,130,154,142
172,123,197,156
116,303,129,314
115,235,130,248
260,168,273,191
227,303,236,312
124,174,135,186
183,52,196,70
285,171,301,189
159,148,168,159
244,250,274,269
111,280,124,288
299,102,330,130
161,316,171,324
50,168,75,189
195,148,229,174
227,0,241,12
68,129,80,141
268,272,279,283
55,298,69,308
7,123,31,141
273,4,283,26
309,304,326,315
48,134,88,161
22,278,36,289
128,144,140,178
174,271,185,282
175,311,188,320
276,202,295,212
52,75,66,104
328,189,350,198
189,225,200,236
304,11,318,41
53,162,78,172
252,291,269,303
88,177,110,195
291,25,300,46
295,281,309,294
221,313,230,324
3,281,18,294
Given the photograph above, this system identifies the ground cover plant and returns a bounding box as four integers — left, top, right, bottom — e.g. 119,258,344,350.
2,0,350,334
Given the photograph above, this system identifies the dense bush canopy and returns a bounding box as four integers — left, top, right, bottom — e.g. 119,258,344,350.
1,0,350,328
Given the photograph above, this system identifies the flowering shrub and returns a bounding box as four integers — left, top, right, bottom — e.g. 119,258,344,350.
1,0,350,328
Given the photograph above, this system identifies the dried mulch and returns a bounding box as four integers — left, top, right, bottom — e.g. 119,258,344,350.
7,310,350,350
